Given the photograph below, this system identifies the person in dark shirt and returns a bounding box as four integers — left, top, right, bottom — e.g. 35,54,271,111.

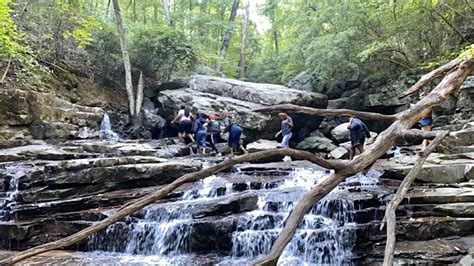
193,113,207,154
221,111,248,156
205,114,222,156
418,91,433,150
347,116,371,160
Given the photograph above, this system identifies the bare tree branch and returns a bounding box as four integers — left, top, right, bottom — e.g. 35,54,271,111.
256,104,398,121
399,58,460,98
380,131,449,266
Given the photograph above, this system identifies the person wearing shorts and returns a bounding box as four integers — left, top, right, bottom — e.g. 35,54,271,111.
347,116,370,160
228,124,248,156
172,105,195,143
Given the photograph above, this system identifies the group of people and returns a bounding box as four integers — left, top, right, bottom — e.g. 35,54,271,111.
171,106,247,156
170,90,432,159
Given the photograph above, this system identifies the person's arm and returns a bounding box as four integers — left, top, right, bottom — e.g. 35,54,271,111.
275,130,282,138
285,118,294,128
171,113,181,124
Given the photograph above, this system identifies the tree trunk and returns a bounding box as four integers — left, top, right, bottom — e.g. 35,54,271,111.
135,72,144,116
215,0,240,72
273,30,279,53
143,0,147,24
153,0,158,24
162,0,173,26
238,0,250,79
132,0,136,22
381,131,449,266
112,0,136,117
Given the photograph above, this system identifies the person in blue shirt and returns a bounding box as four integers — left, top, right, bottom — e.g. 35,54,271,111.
193,113,207,154
347,116,371,160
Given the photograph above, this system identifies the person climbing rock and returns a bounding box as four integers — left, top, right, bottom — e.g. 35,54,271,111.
171,105,195,144
222,112,247,156
347,116,371,160
275,112,293,162
205,114,222,156
418,91,433,150
193,113,207,154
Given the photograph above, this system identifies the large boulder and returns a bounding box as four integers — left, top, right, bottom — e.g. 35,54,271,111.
296,136,337,152
331,122,350,143
158,75,328,141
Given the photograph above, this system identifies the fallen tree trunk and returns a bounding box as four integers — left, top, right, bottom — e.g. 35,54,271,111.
253,58,473,266
3,59,472,266
380,131,449,266
256,104,398,121
0,149,340,265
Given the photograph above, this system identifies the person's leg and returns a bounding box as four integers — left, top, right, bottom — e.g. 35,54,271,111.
178,132,184,143
239,145,248,154
187,133,195,143
210,132,220,154
421,125,431,149
281,133,292,148
349,147,354,160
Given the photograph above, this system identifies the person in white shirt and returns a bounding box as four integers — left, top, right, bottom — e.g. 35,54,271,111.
171,105,195,143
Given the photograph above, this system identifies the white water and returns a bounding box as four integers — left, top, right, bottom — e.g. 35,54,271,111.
0,165,27,221
99,113,119,142
87,165,377,265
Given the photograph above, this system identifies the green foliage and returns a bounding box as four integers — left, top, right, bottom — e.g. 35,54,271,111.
0,0,24,59
129,25,196,81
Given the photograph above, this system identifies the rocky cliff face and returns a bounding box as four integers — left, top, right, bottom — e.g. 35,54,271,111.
157,75,328,141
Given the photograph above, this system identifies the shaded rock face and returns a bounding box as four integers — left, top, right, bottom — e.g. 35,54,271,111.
157,75,328,142
0,89,106,148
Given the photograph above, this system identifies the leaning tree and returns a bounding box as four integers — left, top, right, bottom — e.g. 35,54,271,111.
1,52,473,265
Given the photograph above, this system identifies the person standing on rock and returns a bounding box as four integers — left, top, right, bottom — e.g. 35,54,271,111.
347,116,371,160
275,112,293,162
171,105,195,144
418,91,433,150
205,114,222,156
222,111,248,156
193,113,207,154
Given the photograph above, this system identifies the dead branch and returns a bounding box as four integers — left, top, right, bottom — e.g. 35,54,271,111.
399,58,460,98
380,131,448,266
397,128,441,142
0,60,11,84
253,59,473,266
256,104,397,121
0,149,341,265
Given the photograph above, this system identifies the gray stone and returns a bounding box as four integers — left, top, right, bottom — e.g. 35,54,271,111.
246,139,280,153
331,123,350,143
329,147,349,159
296,136,337,152
158,75,328,141
287,71,325,93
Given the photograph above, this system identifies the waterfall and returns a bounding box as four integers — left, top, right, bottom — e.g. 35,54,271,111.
0,165,27,221
87,164,375,265
99,113,119,141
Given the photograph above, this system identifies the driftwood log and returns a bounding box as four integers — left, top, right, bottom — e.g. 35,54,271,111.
380,131,449,266
2,57,473,265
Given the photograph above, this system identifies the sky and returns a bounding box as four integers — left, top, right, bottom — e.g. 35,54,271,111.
248,0,271,33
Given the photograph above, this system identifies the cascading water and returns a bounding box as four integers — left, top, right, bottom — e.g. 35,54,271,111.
87,163,379,265
0,165,28,221
99,113,119,142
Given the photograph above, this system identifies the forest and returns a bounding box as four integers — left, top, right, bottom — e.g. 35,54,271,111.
0,0,474,265
1,0,472,88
